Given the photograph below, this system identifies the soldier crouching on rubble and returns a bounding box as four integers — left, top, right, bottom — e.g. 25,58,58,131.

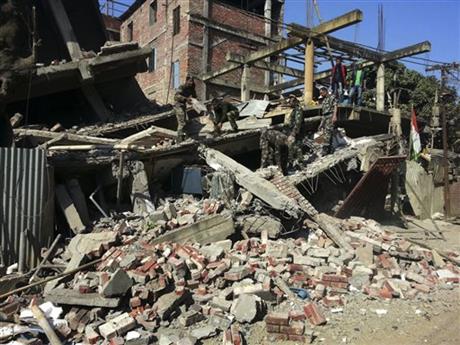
207,96,239,136
174,75,198,143
260,94,305,173
318,87,338,155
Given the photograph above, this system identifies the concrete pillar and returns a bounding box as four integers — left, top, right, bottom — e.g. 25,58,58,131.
389,108,402,137
376,63,385,111
201,0,210,100
264,0,272,89
304,39,314,106
241,64,250,101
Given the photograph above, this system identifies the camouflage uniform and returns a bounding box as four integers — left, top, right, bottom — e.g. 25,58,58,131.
174,83,197,142
320,94,337,154
212,101,239,133
260,103,305,170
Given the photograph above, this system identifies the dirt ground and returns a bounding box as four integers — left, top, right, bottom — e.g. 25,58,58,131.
202,288,460,345
202,220,460,345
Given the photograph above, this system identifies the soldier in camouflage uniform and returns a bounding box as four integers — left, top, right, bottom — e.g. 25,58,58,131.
208,97,239,135
174,76,198,143
318,87,337,155
260,95,305,171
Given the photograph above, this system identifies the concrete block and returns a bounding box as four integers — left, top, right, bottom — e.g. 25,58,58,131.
98,313,135,339
102,269,133,297
230,294,263,323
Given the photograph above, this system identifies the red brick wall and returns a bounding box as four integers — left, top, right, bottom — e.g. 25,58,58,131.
210,1,266,36
121,0,280,103
121,0,192,103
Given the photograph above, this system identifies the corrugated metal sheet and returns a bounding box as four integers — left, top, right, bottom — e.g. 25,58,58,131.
335,156,406,219
0,148,54,269
449,181,460,217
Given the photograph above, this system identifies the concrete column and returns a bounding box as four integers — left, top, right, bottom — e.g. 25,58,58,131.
304,39,314,105
241,64,250,101
376,63,385,111
264,0,272,89
201,0,210,100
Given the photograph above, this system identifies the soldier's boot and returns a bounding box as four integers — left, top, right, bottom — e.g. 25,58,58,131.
229,117,239,133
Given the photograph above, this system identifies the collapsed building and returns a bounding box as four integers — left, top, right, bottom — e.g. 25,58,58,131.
0,1,459,345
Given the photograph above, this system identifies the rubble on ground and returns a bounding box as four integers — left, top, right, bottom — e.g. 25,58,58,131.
1,201,459,344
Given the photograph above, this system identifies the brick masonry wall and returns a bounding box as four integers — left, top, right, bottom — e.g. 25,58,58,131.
121,0,191,103
121,0,281,103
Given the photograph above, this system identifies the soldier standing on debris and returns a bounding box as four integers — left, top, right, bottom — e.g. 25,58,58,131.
330,56,347,102
260,94,305,172
174,76,197,143
348,62,366,106
318,87,337,155
207,96,239,135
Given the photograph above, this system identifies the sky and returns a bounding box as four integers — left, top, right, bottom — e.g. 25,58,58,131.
285,0,460,77
102,0,460,78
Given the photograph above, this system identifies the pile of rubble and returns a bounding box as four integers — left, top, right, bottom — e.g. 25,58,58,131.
1,208,459,344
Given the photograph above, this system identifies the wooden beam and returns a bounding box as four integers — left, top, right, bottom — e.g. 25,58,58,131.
317,35,382,61
381,41,431,62
201,9,363,81
227,53,303,78
208,78,269,94
269,61,374,93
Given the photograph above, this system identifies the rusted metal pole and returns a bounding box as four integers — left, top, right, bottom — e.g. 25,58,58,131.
440,68,451,219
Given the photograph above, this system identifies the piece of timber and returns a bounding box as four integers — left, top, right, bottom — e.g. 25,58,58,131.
150,214,235,245
201,146,300,217
45,289,120,308
116,126,177,147
201,10,362,81
14,129,118,145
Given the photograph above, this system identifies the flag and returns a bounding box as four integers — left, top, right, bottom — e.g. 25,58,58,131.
410,108,421,160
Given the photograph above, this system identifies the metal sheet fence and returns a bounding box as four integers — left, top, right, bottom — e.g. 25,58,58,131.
0,148,54,269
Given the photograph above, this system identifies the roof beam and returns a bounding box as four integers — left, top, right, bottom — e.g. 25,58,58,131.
201,9,363,81
269,61,375,93
381,41,431,62
227,53,304,78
